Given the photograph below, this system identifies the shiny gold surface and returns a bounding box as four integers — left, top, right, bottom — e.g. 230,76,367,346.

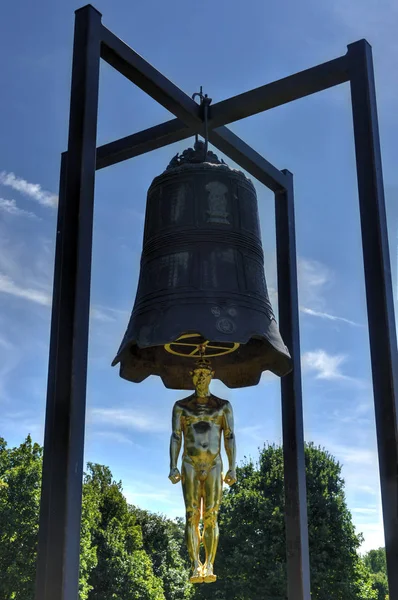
169,364,236,584
164,333,240,358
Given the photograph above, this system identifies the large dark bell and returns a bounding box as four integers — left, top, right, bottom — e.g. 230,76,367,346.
112,142,292,389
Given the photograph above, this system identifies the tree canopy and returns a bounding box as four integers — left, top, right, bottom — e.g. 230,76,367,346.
193,443,376,600
134,508,193,600
0,436,42,600
363,548,389,600
0,438,172,599
83,463,165,599
0,436,383,600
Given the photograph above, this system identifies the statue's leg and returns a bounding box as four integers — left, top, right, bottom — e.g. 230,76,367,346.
202,458,223,583
181,458,203,583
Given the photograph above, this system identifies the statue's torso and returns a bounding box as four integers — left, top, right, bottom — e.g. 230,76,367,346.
177,395,227,464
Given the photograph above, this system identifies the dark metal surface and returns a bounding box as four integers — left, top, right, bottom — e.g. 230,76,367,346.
101,25,202,128
191,87,211,156
113,153,292,389
97,120,287,192
167,140,225,168
96,53,350,173
35,6,101,600
96,118,191,170
208,126,287,192
35,151,68,600
276,171,311,600
209,55,350,128
98,26,302,191
348,39,398,599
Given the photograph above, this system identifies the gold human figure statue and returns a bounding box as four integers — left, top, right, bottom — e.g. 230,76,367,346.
169,360,236,584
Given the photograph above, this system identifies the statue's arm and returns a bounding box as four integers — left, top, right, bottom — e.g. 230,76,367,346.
169,403,183,484
223,401,237,486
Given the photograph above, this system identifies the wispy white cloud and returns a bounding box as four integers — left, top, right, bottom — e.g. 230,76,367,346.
0,335,22,403
0,273,52,306
358,524,385,554
302,349,356,381
352,503,384,553
267,256,360,327
0,198,39,220
237,424,265,443
90,407,169,433
0,171,57,208
297,259,362,325
1,409,44,442
123,480,182,511
90,307,116,323
355,484,378,496
352,507,378,515
298,258,332,307
328,444,376,466
300,306,361,327
327,400,373,426
308,425,383,553
0,220,54,300
90,305,129,323
93,430,141,447
0,271,121,324
325,441,383,552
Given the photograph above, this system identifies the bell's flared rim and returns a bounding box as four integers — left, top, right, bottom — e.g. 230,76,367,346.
111,327,292,390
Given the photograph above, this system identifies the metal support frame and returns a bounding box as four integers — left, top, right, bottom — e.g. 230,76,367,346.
348,41,398,592
35,6,101,600
276,171,311,598
35,4,398,599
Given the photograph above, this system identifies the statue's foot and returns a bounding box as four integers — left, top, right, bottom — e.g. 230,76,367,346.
189,566,204,584
203,563,217,583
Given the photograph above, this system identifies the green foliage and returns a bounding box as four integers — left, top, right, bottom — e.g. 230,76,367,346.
304,443,375,600
363,548,388,600
0,435,42,600
0,437,383,600
0,439,183,600
134,508,194,599
363,547,386,574
193,443,376,600
0,437,103,600
79,471,101,599
84,463,165,600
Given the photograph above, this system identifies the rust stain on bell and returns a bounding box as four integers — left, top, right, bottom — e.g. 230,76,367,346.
112,141,292,389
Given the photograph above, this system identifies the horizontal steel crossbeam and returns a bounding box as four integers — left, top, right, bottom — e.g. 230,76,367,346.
100,24,288,190
97,34,350,191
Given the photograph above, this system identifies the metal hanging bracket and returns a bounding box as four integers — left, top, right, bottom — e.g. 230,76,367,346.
192,86,212,159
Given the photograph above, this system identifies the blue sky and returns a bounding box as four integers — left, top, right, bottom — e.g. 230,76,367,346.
1,0,398,554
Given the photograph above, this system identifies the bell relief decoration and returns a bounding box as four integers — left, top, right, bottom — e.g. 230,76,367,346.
205,181,230,224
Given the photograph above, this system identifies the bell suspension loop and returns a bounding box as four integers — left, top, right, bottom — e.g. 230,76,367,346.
192,86,212,160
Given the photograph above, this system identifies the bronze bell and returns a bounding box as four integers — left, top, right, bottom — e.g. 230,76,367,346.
112,141,292,389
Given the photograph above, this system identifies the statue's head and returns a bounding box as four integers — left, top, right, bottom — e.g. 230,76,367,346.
190,360,214,396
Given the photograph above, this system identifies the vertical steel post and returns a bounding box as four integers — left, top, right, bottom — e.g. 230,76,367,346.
275,171,311,600
35,6,102,600
348,40,398,599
